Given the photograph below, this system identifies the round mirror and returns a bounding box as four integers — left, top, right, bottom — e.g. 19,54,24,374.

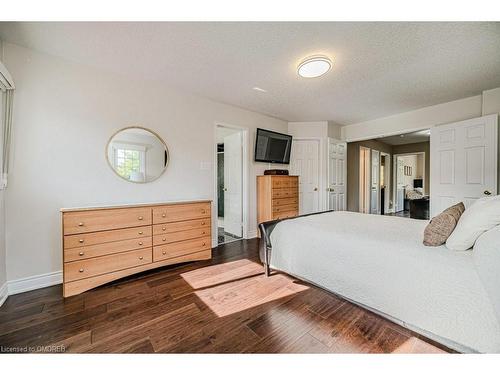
106,127,169,183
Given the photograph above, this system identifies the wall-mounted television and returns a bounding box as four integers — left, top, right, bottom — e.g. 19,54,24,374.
254,128,292,164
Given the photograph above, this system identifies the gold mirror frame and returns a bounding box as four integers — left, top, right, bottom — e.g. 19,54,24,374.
105,126,169,184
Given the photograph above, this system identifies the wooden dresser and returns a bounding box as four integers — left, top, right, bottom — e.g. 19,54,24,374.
257,175,299,228
61,200,211,297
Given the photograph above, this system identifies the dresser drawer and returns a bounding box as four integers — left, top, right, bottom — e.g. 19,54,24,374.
272,197,298,207
64,226,151,249
272,188,298,199
272,203,298,213
271,178,291,188
272,210,298,220
153,218,210,235
64,248,152,282
63,207,152,235
153,202,210,224
153,227,210,246
153,236,211,262
64,237,152,262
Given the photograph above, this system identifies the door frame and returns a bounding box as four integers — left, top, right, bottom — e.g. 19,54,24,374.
359,146,371,213
290,137,323,213
380,152,391,214
213,123,249,248
392,151,426,213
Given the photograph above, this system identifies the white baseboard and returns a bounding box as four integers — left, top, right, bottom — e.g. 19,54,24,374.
246,229,258,239
8,271,63,296
0,282,8,307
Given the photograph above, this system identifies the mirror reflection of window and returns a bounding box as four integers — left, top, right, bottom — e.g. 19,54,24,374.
106,127,168,183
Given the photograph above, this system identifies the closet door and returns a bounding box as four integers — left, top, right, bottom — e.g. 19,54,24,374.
290,139,320,215
327,139,347,211
430,114,498,217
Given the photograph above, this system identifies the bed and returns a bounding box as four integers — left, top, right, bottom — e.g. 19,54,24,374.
258,211,500,353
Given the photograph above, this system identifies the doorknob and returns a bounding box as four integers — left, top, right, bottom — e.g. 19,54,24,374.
313,187,318,191
484,190,492,196
327,188,335,192
223,188,228,192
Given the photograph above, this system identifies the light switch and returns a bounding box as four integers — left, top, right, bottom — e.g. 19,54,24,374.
200,162,212,171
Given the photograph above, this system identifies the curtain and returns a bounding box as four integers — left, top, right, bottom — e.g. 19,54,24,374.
1,89,13,188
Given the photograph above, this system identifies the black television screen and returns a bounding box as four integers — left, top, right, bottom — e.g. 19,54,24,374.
254,128,292,164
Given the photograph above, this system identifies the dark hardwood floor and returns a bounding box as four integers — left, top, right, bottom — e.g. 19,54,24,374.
0,239,450,353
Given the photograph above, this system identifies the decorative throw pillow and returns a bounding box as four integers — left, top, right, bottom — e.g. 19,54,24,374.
423,202,465,246
446,195,500,251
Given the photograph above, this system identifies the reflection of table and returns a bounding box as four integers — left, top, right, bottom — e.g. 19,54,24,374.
410,197,430,220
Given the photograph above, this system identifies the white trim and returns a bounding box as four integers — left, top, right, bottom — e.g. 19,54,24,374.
8,271,63,296
0,281,8,307
246,229,258,239
380,152,391,214
213,122,249,244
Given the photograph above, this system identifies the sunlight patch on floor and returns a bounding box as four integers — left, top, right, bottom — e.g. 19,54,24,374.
180,259,309,317
392,336,446,353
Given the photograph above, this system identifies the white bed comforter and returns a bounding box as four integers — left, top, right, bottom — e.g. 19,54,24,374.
269,211,500,353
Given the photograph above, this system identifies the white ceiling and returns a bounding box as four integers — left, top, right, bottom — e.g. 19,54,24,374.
0,22,499,124
377,129,430,145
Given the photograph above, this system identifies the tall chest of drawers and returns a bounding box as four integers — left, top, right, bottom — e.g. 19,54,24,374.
257,176,299,229
61,200,211,297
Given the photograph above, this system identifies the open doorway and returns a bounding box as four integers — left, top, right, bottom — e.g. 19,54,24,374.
393,152,426,216
216,125,245,245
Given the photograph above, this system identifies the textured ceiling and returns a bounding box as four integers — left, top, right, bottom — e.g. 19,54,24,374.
0,22,499,124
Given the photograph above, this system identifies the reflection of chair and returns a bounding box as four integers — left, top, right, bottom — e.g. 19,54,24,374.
410,197,430,220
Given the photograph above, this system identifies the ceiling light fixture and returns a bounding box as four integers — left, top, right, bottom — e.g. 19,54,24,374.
297,56,332,78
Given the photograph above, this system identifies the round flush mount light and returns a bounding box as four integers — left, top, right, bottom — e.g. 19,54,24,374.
297,56,332,78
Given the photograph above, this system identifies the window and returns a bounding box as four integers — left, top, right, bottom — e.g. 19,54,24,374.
112,144,146,181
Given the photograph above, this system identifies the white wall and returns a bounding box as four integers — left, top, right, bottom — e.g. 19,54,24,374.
341,95,483,141
3,43,287,282
341,88,500,189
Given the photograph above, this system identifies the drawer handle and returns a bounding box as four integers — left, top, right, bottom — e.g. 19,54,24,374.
162,227,166,231
79,239,84,243
139,242,143,246
139,256,144,260
162,238,166,242
162,251,166,255
79,252,84,256
202,242,206,246
78,222,84,227
201,210,206,214
162,213,166,218
276,208,280,211
138,231,143,235
79,268,84,273
202,231,206,235
201,222,205,225
138,216,143,220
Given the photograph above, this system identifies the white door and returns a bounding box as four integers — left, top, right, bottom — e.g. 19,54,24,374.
430,114,498,217
291,139,320,215
370,149,380,214
328,139,347,211
223,132,243,237
395,157,405,212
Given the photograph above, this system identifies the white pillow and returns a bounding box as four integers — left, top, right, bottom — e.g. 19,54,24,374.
446,195,500,251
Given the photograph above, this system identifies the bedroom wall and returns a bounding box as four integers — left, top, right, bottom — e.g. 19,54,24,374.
341,95,483,142
346,139,392,212
3,43,288,283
